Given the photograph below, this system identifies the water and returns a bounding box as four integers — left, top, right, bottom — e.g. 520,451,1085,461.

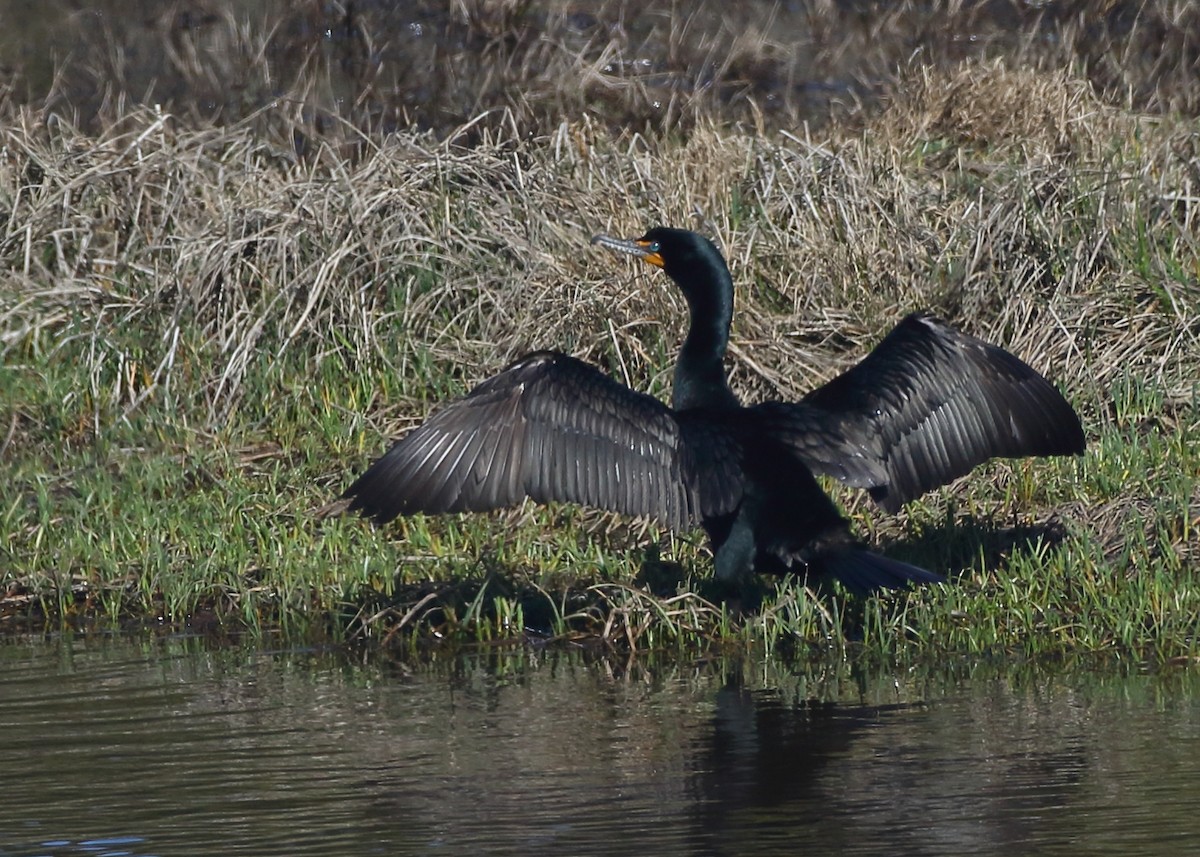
1,638,1199,856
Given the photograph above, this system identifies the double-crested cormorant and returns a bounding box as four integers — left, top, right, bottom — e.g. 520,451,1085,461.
342,227,1085,593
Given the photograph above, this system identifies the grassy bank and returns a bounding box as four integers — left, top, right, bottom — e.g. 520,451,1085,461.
2,59,1198,659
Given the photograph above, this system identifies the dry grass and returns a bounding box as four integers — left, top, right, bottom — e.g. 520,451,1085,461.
4,0,1200,144
1,41,1198,654
6,62,1195,417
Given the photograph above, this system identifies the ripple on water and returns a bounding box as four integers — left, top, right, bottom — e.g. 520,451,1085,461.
1,639,1199,856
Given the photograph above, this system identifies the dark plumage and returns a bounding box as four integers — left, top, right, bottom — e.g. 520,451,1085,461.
342,227,1085,593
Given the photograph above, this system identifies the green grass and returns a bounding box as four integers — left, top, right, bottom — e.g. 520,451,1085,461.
2,57,1199,661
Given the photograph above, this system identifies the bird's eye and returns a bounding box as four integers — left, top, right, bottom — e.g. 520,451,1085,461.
648,242,660,252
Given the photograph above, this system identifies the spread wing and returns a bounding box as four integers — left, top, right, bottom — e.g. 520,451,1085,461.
748,400,890,491
763,313,1086,512
342,351,741,531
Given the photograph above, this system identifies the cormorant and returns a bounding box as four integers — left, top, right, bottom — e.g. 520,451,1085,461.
341,227,1085,593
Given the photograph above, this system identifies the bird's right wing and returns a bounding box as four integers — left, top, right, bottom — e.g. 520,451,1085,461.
343,352,736,531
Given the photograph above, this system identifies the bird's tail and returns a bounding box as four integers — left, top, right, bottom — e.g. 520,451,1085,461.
819,548,943,596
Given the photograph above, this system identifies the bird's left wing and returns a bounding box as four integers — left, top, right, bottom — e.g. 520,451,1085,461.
759,313,1085,512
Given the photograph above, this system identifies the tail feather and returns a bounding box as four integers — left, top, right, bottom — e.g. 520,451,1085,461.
819,549,943,595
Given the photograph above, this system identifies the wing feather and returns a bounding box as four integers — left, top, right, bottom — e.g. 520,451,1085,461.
761,313,1085,512
343,351,728,531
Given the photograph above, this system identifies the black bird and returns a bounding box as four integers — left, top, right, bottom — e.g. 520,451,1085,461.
342,227,1085,593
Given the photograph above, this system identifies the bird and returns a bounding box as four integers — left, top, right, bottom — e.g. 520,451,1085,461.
340,227,1085,594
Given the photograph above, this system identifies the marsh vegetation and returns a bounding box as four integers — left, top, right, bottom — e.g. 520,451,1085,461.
1,1,1197,659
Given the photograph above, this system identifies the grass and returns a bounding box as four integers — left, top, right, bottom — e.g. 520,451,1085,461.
4,1,1200,139
1,8,1199,660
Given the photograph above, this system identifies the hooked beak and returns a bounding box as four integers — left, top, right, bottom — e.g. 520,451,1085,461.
590,233,665,268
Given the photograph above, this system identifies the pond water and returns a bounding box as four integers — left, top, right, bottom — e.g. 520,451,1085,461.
1,637,1198,857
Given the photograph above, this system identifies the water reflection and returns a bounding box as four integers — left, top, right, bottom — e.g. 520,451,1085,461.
0,638,1198,856
697,684,904,847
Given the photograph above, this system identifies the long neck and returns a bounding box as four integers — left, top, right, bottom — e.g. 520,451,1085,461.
672,277,739,412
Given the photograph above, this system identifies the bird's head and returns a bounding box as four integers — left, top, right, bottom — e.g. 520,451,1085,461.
591,227,732,306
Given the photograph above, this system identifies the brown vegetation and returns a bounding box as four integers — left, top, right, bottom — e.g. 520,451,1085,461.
3,0,1200,143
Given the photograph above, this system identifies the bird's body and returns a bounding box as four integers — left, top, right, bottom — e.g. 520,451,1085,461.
342,228,1085,593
